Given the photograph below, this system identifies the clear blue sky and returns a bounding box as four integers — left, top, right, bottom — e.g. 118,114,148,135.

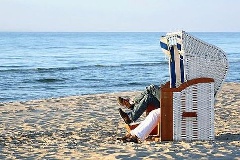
0,0,239,32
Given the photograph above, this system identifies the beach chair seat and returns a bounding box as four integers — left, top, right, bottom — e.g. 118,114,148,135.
125,103,160,138
159,31,228,141
145,103,158,116
160,78,215,141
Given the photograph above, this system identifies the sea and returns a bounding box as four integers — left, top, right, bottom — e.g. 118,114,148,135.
0,32,239,102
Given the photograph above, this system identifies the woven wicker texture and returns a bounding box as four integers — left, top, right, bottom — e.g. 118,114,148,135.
182,31,228,96
173,82,215,140
159,31,228,141
161,31,228,95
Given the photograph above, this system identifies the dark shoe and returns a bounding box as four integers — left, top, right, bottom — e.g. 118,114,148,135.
117,133,139,143
117,97,134,110
118,108,132,124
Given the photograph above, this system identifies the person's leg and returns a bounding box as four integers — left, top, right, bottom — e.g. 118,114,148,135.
128,93,160,122
134,84,160,103
130,108,160,141
133,89,149,104
117,88,149,110
118,85,160,124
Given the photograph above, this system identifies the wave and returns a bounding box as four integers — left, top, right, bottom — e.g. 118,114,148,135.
35,78,66,83
93,64,121,68
0,65,30,68
0,66,80,73
44,46,69,49
113,81,150,87
74,47,96,50
126,62,168,67
35,67,79,71
44,46,97,50
92,61,168,68
81,78,106,82
0,61,168,73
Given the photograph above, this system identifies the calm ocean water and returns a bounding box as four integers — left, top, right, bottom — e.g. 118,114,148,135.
0,32,239,102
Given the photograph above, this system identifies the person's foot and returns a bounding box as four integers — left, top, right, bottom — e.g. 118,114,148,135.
117,97,134,110
118,108,132,124
117,133,139,143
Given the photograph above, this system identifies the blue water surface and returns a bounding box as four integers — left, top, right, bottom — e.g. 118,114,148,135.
0,32,239,102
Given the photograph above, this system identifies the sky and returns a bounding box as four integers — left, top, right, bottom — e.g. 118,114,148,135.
0,0,239,32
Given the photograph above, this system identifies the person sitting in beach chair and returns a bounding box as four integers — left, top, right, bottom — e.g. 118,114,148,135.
118,30,228,142
118,108,160,143
118,84,160,124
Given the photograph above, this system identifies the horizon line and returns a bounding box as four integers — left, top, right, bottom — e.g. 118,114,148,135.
0,31,239,33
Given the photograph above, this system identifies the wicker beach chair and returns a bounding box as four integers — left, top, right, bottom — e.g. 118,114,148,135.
125,31,228,141
159,31,228,141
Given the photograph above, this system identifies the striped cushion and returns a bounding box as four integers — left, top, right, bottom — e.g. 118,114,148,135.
160,31,228,95
160,36,184,88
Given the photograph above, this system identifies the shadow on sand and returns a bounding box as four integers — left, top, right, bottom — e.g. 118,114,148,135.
216,133,240,141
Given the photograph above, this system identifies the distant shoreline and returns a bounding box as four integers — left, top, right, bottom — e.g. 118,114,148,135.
1,31,240,33
0,82,238,104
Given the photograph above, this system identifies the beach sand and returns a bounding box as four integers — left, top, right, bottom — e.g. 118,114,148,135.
0,82,239,159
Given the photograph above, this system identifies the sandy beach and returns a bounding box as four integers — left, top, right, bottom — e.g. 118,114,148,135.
0,82,239,159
